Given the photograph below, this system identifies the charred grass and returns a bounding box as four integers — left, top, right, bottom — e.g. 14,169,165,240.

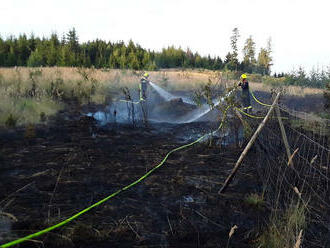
0,105,269,247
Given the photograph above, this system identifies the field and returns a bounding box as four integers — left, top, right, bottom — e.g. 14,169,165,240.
0,67,326,127
0,67,329,247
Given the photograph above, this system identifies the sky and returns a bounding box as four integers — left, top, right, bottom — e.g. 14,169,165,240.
1,0,329,73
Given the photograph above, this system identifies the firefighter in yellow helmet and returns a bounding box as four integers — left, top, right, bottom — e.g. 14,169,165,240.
238,74,252,113
139,72,150,101
139,72,150,125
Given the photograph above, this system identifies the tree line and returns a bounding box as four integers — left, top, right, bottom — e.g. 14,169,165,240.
0,28,273,74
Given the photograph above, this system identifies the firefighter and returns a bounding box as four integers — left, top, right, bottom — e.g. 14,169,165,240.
238,74,252,113
139,73,150,125
139,72,149,101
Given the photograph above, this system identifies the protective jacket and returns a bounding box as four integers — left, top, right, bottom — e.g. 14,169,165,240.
239,81,251,108
139,76,149,100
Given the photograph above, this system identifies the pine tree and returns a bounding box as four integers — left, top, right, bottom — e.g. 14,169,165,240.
17,34,30,65
66,28,79,54
257,38,273,75
242,36,256,73
7,38,17,66
46,33,60,66
27,48,44,67
28,33,37,52
0,36,6,66
213,57,223,70
59,45,74,66
229,28,240,71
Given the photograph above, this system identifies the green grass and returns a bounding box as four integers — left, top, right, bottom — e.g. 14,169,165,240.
257,202,306,248
0,67,117,127
245,193,265,208
0,97,62,126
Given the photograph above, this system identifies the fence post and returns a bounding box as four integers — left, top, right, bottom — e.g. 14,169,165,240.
218,92,281,194
275,104,293,166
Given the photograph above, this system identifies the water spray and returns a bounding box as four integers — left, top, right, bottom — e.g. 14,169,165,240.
178,89,235,123
149,81,195,105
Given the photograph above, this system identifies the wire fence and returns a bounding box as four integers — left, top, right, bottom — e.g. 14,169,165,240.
249,104,330,247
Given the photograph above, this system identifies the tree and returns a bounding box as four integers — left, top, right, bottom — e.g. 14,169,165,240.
59,45,74,66
27,48,44,67
242,36,256,73
46,33,60,66
128,52,140,70
195,53,202,68
0,36,7,66
229,28,240,71
17,34,30,65
109,47,121,68
257,38,273,75
6,37,18,67
224,52,236,71
257,48,268,75
64,28,79,66
142,52,151,69
213,56,223,70
28,33,37,52
66,28,79,54
0,28,252,71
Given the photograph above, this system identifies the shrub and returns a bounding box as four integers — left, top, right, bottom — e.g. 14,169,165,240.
40,112,47,122
5,114,18,128
245,193,265,208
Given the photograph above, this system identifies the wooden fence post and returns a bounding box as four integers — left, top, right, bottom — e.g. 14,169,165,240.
275,104,293,166
218,92,281,194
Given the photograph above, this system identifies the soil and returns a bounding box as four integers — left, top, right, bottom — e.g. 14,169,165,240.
0,103,267,248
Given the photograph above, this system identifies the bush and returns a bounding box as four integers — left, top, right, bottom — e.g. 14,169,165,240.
5,114,18,128
27,50,44,67
245,193,265,208
40,112,47,122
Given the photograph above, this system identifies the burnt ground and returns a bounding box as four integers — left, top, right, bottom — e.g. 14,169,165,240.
0,105,267,248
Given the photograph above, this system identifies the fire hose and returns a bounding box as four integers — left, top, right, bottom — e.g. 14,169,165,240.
0,107,230,248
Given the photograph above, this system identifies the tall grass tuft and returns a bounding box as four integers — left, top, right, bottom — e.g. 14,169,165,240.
257,201,306,248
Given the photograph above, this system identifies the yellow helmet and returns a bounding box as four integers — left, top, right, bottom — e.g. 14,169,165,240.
143,72,149,78
240,74,247,79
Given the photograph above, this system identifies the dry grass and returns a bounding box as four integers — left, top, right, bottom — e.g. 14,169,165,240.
0,67,324,126
0,67,322,94
248,82,323,97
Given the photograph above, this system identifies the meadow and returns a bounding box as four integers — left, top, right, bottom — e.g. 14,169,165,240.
0,67,326,127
